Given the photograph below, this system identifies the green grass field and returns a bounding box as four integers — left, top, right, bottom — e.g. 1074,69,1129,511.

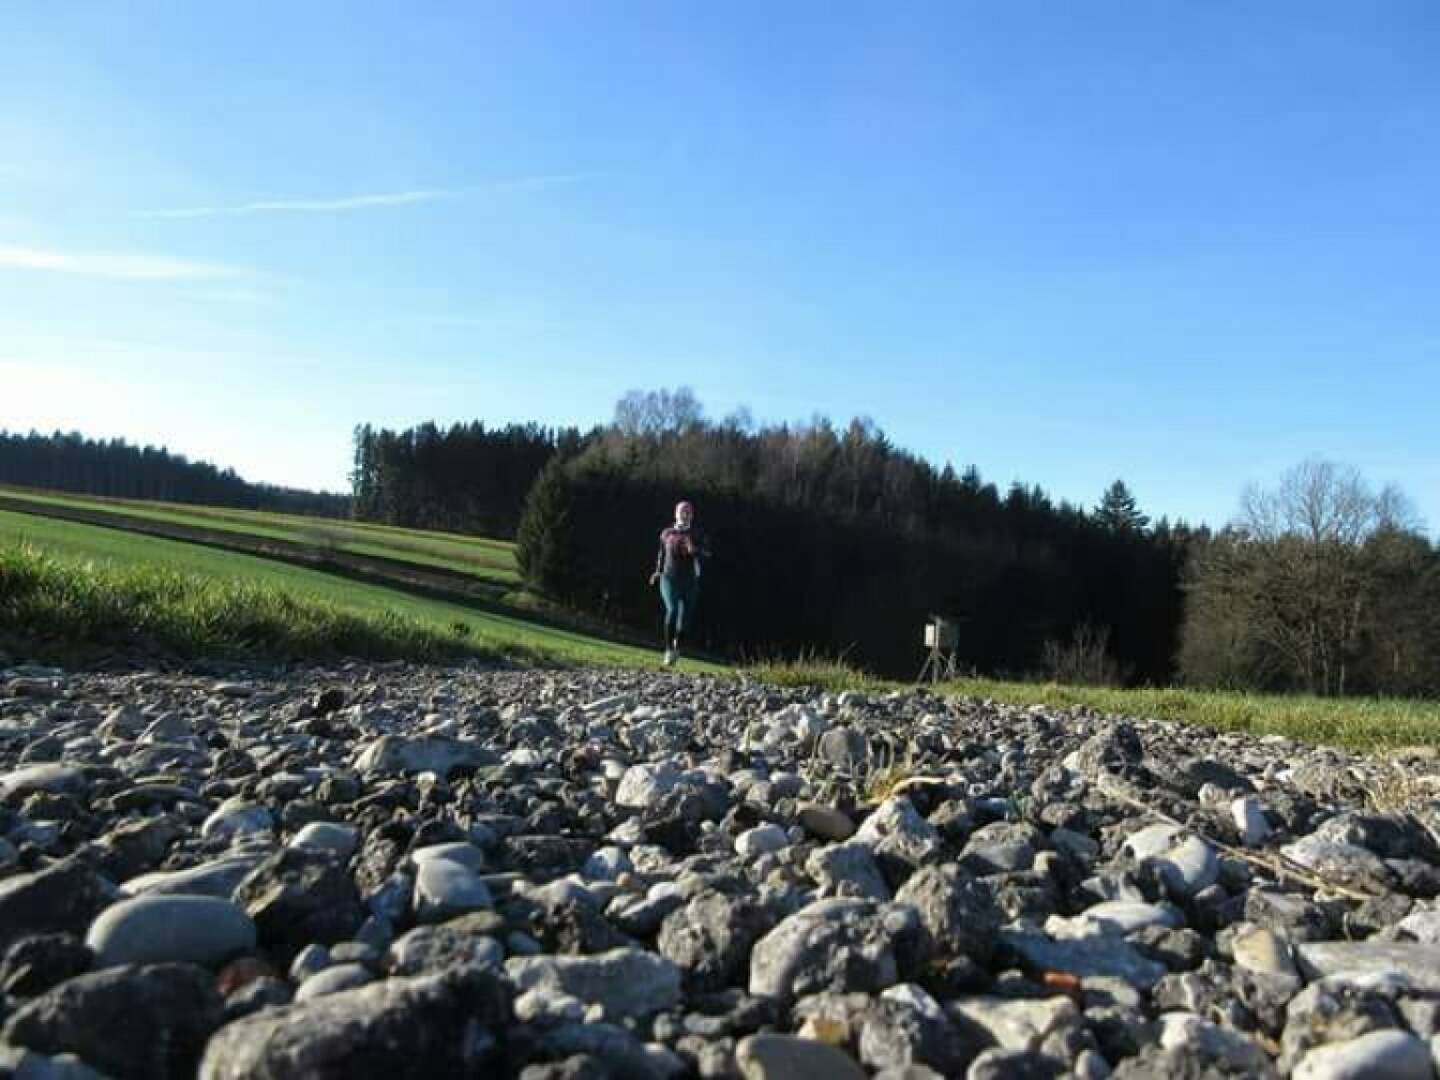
935,676,1440,754
748,656,1440,754
0,485,518,584
3,489,1434,754
0,509,708,670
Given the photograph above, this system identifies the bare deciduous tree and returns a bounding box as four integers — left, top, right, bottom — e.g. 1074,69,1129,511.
1182,459,1430,696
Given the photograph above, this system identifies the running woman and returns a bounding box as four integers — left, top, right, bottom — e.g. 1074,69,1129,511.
649,499,709,666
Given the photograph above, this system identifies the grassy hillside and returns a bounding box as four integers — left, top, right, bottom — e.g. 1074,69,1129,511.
0,509,706,670
0,485,518,584
5,488,1434,755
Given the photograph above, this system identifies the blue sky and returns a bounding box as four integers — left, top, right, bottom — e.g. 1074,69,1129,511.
2,2,1436,531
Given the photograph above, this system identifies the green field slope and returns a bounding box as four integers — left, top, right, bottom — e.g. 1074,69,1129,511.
0,485,517,584
0,509,701,670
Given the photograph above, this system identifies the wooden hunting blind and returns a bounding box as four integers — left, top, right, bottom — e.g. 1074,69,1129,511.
918,613,963,684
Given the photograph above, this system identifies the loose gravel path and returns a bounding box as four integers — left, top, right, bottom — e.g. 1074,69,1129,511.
3,661,1440,1079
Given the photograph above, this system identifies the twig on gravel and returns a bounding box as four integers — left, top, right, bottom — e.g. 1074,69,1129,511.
1103,785,1383,902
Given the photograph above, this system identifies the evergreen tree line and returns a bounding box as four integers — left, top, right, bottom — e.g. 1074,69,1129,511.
515,391,1196,682
350,421,587,537
0,430,349,517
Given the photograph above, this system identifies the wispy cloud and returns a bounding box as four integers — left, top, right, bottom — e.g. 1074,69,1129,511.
135,171,605,220
0,243,248,281
191,287,276,306
138,189,454,220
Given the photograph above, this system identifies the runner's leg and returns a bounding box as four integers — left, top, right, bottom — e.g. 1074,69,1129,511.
659,577,677,650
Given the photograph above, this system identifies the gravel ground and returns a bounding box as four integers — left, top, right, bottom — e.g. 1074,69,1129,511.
3,660,1440,1079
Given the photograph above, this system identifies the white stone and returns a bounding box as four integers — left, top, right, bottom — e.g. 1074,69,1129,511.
411,842,486,872
201,798,273,842
352,734,495,776
506,948,682,1020
947,995,1080,1052
413,858,493,923
1123,825,1218,899
515,988,587,1023
1123,824,1185,862
86,894,256,969
1399,910,1440,945
0,764,89,801
615,762,683,809
1159,1013,1272,1073
736,824,790,859
1045,901,1183,940
294,963,374,1001
1231,796,1271,846
1293,1029,1433,1080
123,853,267,898
1296,942,1440,983
880,983,946,1021
288,822,359,859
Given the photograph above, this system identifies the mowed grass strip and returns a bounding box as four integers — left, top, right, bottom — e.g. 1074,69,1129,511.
0,485,518,583
0,510,690,669
742,655,1440,754
938,677,1440,754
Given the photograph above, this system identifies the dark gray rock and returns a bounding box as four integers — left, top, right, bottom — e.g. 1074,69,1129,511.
199,965,511,1079
959,822,1041,876
384,924,504,976
748,898,923,1001
807,842,892,900
859,984,972,1074
798,804,856,843
735,1033,866,1079
0,934,93,997
509,885,632,955
0,861,117,955
223,974,293,1021
233,846,364,949
1245,889,1334,943
965,1048,1065,1080
2,962,223,1080
893,863,1000,965
525,1021,684,1080
657,891,775,992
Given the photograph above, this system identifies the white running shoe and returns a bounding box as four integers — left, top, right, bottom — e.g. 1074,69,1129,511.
663,648,676,667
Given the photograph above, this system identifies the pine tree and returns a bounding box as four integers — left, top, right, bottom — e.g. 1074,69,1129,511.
514,459,577,598
1094,480,1149,533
